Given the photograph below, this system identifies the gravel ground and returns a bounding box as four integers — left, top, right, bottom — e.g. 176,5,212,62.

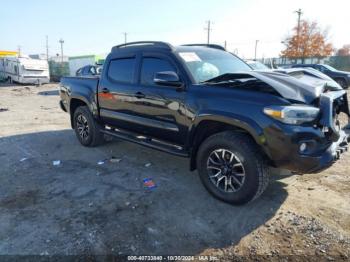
0,83,349,260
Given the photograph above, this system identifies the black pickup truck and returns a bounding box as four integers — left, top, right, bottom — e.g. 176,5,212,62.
59,42,350,205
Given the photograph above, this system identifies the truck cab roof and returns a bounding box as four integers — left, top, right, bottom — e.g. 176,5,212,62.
110,41,226,54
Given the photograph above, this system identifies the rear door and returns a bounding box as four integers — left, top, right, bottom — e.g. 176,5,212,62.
98,52,143,132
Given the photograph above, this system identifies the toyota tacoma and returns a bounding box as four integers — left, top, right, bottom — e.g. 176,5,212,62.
59,42,350,205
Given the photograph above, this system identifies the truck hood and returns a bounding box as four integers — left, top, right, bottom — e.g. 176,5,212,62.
205,71,342,104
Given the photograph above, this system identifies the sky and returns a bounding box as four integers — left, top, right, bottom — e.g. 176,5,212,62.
1,0,349,59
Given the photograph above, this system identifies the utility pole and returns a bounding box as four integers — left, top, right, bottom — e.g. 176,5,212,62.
254,40,259,60
224,40,227,50
59,38,64,63
295,8,303,38
46,35,49,61
17,45,21,57
295,8,303,62
204,20,212,45
123,32,128,44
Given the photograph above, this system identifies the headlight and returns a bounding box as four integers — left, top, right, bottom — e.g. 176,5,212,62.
263,105,319,125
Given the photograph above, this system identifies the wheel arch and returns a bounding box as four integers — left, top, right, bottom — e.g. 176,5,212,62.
69,97,89,128
188,112,267,171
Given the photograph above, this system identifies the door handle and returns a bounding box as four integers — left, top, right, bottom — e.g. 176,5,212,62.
102,87,110,93
135,92,145,99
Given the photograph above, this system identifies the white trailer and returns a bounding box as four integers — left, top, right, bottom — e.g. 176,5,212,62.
0,55,50,84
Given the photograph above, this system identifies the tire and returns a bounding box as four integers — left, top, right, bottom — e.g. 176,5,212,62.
196,131,269,205
336,78,348,89
73,106,105,147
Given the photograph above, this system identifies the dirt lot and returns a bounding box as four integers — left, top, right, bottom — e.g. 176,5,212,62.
0,83,349,260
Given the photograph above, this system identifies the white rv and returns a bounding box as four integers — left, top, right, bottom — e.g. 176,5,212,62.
0,55,50,84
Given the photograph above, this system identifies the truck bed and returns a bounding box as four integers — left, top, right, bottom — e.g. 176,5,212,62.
59,76,99,113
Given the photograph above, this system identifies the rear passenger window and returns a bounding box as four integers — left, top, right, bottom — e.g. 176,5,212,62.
141,57,176,86
108,58,135,83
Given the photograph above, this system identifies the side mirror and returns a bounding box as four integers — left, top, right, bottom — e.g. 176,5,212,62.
154,71,183,87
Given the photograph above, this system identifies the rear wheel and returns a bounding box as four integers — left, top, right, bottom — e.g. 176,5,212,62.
73,106,104,147
196,131,269,205
336,78,348,89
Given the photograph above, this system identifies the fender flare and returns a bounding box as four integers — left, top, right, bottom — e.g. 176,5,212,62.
68,92,99,128
69,92,98,116
187,110,267,171
188,110,264,146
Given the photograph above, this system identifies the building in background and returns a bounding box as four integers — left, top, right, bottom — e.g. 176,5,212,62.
68,54,106,76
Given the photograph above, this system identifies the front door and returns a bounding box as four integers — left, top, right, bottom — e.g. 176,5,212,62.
131,54,188,145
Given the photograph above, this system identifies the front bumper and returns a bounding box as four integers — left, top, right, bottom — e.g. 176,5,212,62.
263,89,350,173
305,128,349,173
264,125,349,173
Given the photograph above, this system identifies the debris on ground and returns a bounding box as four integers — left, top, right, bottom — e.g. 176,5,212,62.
52,160,61,166
144,162,152,167
143,178,157,190
0,108,9,112
110,156,122,163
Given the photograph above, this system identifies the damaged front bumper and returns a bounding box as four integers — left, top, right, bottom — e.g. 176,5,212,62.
307,127,349,173
264,124,349,174
264,90,350,174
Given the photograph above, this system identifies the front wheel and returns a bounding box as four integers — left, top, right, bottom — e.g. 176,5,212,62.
73,106,105,147
196,131,269,205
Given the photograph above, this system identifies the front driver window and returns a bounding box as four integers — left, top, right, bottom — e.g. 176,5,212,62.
141,57,176,86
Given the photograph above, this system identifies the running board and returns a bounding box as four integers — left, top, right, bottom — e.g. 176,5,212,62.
100,127,189,157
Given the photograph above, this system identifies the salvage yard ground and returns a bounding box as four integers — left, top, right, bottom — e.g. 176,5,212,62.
0,83,349,260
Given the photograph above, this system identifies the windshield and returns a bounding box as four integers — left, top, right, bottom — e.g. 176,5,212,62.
322,64,337,71
176,48,251,83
